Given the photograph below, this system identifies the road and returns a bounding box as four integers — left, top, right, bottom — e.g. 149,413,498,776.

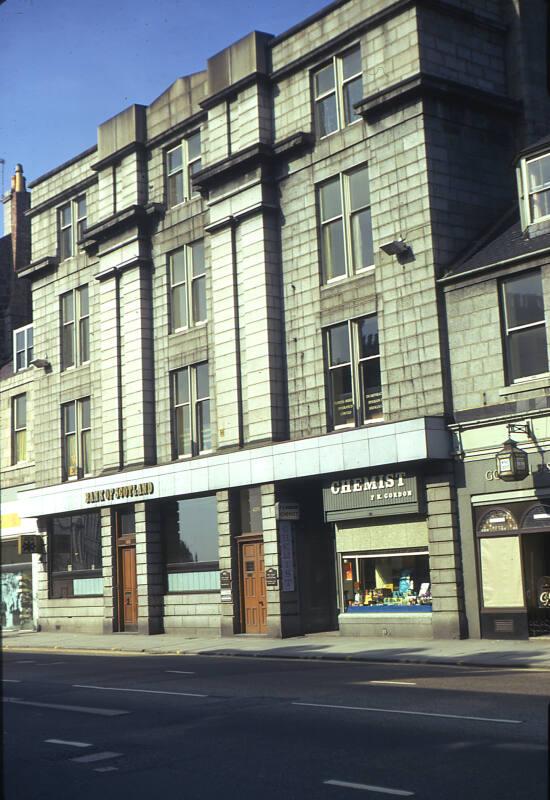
2,651,549,799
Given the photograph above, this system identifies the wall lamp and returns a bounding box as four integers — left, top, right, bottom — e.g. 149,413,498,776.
30,358,51,371
380,238,413,260
495,422,532,482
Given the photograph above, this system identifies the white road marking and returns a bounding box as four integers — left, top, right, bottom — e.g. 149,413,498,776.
165,670,195,675
94,767,119,772
71,751,122,764
46,739,93,748
2,679,21,683
325,779,414,796
369,681,417,686
3,697,128,716
15,660,35,664
36,661,66,666
73,684,207,698
293,702,522,725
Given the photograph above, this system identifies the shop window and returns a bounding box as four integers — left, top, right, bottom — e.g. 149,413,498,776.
11,393,27,464
325,315,382,429
49,512,102,599
166,130,201,207
318,164,373,282
61,397,91,480
61,285,90,370
171,362,211,458
13,324,33,372
58,194,87,260
169,240,206,331
341,550,431,613
500,270,548,383
1,540,33,630
312,45,363,137
161,495,219,592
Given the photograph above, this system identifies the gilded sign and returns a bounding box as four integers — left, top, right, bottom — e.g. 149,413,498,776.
85,482,154,504
323,472,420,521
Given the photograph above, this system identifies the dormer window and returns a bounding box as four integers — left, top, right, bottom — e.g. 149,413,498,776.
13,324,33,371
526,153,550,222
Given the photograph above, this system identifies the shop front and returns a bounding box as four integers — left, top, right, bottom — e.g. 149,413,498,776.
323,470,434,638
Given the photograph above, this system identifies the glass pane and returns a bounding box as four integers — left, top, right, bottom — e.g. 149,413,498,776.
79,317,90,362
187,131,201,161
507,325,548,381
81,429,91,474
328,323,350,366
343,76,363,125
352,208,374,269
322,219,345,280
15,394,26,426
15,430,26,462
316,94,338,137
60,204,71,227
175,405,191,457
191,240,205,276
168,172,184,206
195,362,209,399
76,196,87,218
167,146,182,172
359,316,379,358
362,358,382,420
16,351,25,371
320,178,342,221
15,330,25,351
170,250,186,285
530,189,550,221
349,167,370,210
504,271,545,328
197,400,211,451
315,64,335,96
79,286,89,316
240,487,263,533
62,293,74,323
77,219,87,240
27,327,33,347
60,227,72,259
189,159,202,196
80,398,91,429
174,368,189,405
527,155,550,190
330,365,354,426
62,323,75,369
192,276,207,322
65,433,77,470
172,284,187,330
71,512,102,571
64,403,75,433
164,495,218,565
118,508,135,536
342,47,362,79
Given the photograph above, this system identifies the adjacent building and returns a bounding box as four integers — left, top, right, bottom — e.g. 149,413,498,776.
2,0,550,639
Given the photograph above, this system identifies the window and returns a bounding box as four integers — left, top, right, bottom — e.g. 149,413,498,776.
12,394,27,464
341,551,431,613
318,165,373,282
525,153,550,223
172,362,211,458
161,495,219,592
58,195,87,260
501,270,548,383
49,512,102,598
313,45,363,137
166,130,201,207
61,285,89,370
13,324,33,371
169,240,206,330
325,315,382,429
62,397,91,480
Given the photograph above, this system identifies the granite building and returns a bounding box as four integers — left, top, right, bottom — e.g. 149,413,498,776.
3,0,549,639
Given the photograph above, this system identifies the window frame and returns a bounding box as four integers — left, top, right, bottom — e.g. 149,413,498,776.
312,44,363,138
520,152,550,225
13,324,33,372
12,393,27,465
60,285,90,371
57,195,87,260
324,315,382,430
500,269,549,385
168,240,206,332
61,397,91,481
171,362,211,459
165,129,202,208
318,164,374,284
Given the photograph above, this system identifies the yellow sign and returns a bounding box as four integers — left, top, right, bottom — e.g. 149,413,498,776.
1,513,21,530
85,482,154,504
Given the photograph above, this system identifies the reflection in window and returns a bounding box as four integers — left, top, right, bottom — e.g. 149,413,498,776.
161,495,219,593
50,512,102,598
501,270,548,383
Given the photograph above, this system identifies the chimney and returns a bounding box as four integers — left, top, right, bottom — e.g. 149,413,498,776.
10,164,31,271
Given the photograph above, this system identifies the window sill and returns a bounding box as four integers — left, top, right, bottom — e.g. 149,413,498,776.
321,269,375,292
169,322,208,336
3,461,35,472
498,375,550,397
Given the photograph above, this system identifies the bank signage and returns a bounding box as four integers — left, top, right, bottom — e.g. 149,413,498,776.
323,472,420,521
84,481,155,505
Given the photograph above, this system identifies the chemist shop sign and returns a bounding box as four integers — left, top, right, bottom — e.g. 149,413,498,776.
322,472,420,521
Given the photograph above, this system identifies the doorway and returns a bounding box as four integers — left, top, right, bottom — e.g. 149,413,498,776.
239,539,267,634
116,506,138,632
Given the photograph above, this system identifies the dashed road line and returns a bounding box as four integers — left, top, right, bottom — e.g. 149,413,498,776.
165,670,195,675
94,766,119,772
325,779,414,795
73,684,207,698
14,660,35,664
2,679,21,683
71,751,122,764
46,739,92,748
369,681,417,686
3,697,128,716
293,701,522,724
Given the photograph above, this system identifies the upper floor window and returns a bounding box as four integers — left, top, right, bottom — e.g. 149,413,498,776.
62,397,91,480
169,240,206,331
13,324,33,371
501,270,548,383
166,130,201,207
325,315,382,429
58,195,87,260
171,362,211,458
12,393,27,464
313,45,363,137
61,286,89,370
525,153,550,223
318,165,373,282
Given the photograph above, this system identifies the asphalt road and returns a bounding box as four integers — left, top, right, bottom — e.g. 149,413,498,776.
2,652,549,799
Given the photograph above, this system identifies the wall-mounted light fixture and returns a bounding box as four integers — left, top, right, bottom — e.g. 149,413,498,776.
30,358,51,372
495,422,532,482
380,238,412,257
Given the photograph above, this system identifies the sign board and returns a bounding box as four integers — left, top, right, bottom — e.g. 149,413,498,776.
275,502,300,521
279,520,296,592
220,570,231,589
322,472,420,521
220,588,233,603
266,567,278,587
85,482,154,505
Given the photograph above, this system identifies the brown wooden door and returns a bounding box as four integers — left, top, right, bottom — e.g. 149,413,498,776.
241,540,267,634
119,545,138,631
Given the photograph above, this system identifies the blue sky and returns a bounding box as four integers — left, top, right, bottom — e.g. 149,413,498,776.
0,0,327,234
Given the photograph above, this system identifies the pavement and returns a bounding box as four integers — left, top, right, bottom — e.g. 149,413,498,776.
3,628,550,669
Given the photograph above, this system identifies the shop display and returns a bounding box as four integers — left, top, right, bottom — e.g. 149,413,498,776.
342,552,432,612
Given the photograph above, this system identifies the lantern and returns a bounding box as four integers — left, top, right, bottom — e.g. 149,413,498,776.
495,437,529,482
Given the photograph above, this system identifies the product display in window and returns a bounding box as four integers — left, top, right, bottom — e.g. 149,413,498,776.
342,552,431,612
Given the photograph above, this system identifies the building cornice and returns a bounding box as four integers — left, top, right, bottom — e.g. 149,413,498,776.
146,109,207,150
199,72,271,110
91,141,146,172
27,146,97,189
16,255,59,279
81,203,164,251
26,175,98,219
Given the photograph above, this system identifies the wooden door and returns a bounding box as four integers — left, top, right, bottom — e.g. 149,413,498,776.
241,540,267,633
119,545,138,631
